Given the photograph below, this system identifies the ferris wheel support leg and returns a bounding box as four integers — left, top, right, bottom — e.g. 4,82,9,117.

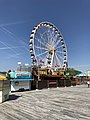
36,80,38,89
56,79,59,88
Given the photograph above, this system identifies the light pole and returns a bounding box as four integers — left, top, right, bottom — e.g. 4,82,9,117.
18,62,21,71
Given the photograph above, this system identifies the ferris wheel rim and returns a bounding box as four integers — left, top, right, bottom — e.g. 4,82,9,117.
29,21,68,69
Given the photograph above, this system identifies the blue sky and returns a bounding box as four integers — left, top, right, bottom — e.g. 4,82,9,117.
0,0,90,72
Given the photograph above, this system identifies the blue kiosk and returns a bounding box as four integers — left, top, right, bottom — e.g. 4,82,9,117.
10,71,34,91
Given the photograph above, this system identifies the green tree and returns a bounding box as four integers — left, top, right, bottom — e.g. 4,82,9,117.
66,68,81,76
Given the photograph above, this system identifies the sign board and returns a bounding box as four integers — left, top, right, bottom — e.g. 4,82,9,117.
10,71,32,79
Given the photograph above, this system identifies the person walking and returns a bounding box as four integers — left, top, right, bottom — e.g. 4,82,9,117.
87,81,90,88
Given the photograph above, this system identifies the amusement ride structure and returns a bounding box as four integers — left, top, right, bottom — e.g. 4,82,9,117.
29,22,73,89
29,21,68,69
3,22,81,93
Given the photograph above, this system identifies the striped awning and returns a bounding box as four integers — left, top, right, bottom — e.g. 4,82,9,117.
0,75,7,80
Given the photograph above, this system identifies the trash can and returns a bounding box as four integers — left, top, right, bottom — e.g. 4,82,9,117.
0,75,10,103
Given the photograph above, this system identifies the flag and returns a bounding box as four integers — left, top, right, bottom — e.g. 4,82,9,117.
33,56,37,62
40,59,44,64
56,63,60,67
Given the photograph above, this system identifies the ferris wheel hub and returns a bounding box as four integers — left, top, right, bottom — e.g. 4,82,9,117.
54,48,56,52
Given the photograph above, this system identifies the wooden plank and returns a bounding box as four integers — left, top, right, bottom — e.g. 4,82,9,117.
0,85,90,120
48,82,57,84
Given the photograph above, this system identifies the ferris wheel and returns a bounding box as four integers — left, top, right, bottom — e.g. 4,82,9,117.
29,21,68,69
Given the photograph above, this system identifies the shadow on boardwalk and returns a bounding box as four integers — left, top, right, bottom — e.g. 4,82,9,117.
8,94,21,101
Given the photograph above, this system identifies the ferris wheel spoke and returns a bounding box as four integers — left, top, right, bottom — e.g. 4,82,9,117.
51,35,58,47
55,53,61,66
40,33,51,48
35,37,47,48
34,45,48,50
47,30,56,47
40,30,48,37
36,51,48,57
56,45,62,49
40,29,56,49
54,39,61,47
39,30,48,41
40,29,54,46
41,53,49,64
56,52,63,60
47,31,52,43
56,50,64,54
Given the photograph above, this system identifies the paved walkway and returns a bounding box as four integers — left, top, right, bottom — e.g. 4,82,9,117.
0,84,90,120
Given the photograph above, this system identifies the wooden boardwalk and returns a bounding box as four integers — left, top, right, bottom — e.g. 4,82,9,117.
0,84,90,120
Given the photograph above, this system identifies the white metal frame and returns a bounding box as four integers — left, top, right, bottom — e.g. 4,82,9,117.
29,21,68,69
